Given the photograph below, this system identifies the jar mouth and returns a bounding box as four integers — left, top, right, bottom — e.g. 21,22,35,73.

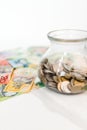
47,29,87,43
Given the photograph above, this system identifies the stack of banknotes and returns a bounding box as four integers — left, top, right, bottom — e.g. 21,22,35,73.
0,47,48,101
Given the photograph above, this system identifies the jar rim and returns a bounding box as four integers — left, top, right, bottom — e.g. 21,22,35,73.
47,29,87,43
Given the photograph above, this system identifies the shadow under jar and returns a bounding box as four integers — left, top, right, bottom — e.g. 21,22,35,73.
38,29,87,95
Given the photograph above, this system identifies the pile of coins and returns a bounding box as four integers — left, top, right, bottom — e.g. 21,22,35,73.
38,58,87,94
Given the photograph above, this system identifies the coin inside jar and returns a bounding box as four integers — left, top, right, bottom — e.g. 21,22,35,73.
38,56,87,95
39,30,87,95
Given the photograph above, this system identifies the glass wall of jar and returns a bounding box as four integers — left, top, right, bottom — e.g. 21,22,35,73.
38,29,87,94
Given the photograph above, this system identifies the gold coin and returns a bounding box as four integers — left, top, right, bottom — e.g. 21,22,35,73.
60,81,71,94
57,82,62,93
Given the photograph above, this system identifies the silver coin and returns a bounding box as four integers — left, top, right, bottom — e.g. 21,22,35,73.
70,86,84,94
43,63,49,69
39,58,86,94
40,74,48,84
60,81,71,94
48,81,57,88
62,63,74,72
52,64,59,74
71,72,85,81
44,69,54,74
53,76,58,83
45,74,54,82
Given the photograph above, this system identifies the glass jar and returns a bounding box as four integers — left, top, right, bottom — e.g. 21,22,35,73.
38,29,87,94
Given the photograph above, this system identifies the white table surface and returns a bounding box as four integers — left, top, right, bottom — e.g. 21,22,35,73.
0,45,87,130
0,87,87,130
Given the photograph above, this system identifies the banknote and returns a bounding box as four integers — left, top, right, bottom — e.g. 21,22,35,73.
8,58,29,68
0,73,12,84
0,84,17,97
0,59,13,84
26,46,48,56
0,46,48,101
0,48,24,59
4,66,37,93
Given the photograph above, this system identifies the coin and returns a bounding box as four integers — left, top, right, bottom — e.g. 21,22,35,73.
60,81,71,94
39,68,44,76
64,72,72,79
71,72,85,81
53,76,58,83
48,86,57,92
57,82,63,93
40,75,48,84
45,74,54,82
60,77,67,82
62,63,74,72
71,79,85,88
48,81,57,88
43,63,49,69
44,69,54,74
39,57,86,95
52,64,59,73
70,86,84,94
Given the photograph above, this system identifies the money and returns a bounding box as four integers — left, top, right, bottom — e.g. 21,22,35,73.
26,47,48,57
0,84,17,97
8,58,29,68
0,47,48,101
4,67,37,93
0,73,12,84
0,48,25,59
0,59,13,84
39,57,87,94
2,91,17,97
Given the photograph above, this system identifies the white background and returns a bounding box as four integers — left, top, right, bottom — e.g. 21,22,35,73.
0,0,87,49
0,0,87,130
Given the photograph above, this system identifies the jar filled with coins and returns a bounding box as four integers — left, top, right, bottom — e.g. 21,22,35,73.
38,29,87,94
